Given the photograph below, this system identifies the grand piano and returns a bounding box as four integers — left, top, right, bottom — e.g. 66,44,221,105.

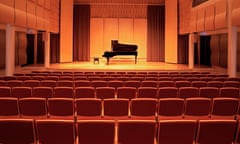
102,40,138,64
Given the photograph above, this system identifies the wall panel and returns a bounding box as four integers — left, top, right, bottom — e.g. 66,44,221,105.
103,18,118,51
205,5,215,30
215,0,227,29
90,18,104,58
27,1,36,28
232,0,240,26
119,18,134,43
196,8,205,32
133,19,147,59
190,9,197,33
15,0,27,26
36,5,44,30
0,4,14,24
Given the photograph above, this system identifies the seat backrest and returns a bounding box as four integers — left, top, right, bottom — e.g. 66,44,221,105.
191,81,208,88
158,87,178,98
197,120,237,144
95,87,115,99
211,97,239,119
75,87,95,98
53,87,74,98
117,87,136,99
103,98,129,117
184,97,211,120
179,87,199,99
23,80,41,87
76,98,102,117
158,81,175,87
125,80,141,88
220,87,239,98
56,80,74,87
118,120,156,144
11,87,32,98
207,81,224,88
0,97,19,118
77,120,115,144
19,97,47,118
32,87,53,98
199,87,219,98
0,86,11,97
141,80,158,87
158,120,197,144
40,80,57,87
137,87,158,98
36,119,75,144
0,119,36,144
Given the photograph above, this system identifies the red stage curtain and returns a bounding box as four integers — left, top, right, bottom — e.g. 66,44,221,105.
73,5,90,61
147,5,165,62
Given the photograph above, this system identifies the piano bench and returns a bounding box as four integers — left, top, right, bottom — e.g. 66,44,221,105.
93,57,99,64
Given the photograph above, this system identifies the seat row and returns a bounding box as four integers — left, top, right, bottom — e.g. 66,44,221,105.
1,97,240,120
0,118,239,144
0,86,239,99
0,79,239,88
2,74,238,82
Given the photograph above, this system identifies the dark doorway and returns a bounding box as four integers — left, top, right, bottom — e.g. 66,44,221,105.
200,36,211,66
26,34,34,65
37,33,44,64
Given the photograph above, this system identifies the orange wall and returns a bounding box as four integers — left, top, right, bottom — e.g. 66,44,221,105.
90,18,146,60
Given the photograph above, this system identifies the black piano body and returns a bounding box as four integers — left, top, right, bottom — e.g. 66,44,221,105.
102,40,138,64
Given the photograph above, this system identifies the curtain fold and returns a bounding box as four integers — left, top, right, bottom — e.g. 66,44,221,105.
73,5,90,61
147,5,165,62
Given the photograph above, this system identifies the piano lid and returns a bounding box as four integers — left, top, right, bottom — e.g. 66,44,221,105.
111,40,138,52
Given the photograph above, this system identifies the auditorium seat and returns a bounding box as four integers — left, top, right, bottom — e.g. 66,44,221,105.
117,87,136,99
175,81,191,88
103,98,129,119
18,97,47,119
75,87,95,98
74,80,91,87
125,80,141,88
36,119,75,144
0,86,11,97
130,98,157,120
58,76,73,81
141,80,158,87
191,81,208,88
76,98,102,119
199,87,219,98
137,87,158,98
53,87,74,98
158,87,178,98
0,118,36,144
158,81,175,87
207,81,224,88
0,97,19,118
32,87,53,98
91,80,108,88
196,120,236,144
158,98,184,120
96,87,115,99
45,76,59,81
211,97,239,119
223,81,240,88
184,97,211,120
219,87,239,98
158,120,197,144
23,80,41,87
118,120,156,144
6,80,23,87
108,80,124,89
11,87,32,98
48,98,74,120
40,80,57,87
16,76,31,81
77,120,115,144
179,87,199,99
56,80,74,87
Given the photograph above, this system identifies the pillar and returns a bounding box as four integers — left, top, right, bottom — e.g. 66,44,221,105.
5,24,15,76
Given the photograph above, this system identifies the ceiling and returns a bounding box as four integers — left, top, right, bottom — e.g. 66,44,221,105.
74,0,165,5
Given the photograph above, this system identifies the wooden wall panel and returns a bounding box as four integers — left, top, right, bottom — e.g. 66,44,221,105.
232,0,240,26
0,30,6,69
0,4,14,24
133,18,147,59
119,18,134,43
36,5,44,29
15,0,27,26
215,0,227,29
196,8,205,32
27,1,36,28
205,5,215,30
103,18,118,51
90,18,104,58
190,9,197,32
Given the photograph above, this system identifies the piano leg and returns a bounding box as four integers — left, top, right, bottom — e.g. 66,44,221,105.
106,57,110,65
135,55,137,64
